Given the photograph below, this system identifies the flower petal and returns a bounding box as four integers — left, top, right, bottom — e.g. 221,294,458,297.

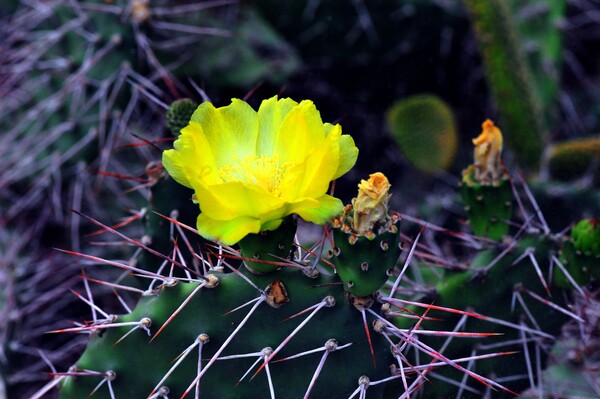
196,213,262,245
294,123,342,198
194,181,283,221
333,132,359,179
162,121,221,188
190,99,259,167
257,96,298,156
289,194,344,225
163,96,358,245
273,100,328,165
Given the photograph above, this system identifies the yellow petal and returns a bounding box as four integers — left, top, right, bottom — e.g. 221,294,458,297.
274,100,328,165
333,132,359,179
295,124,341,198
196,213,262,245
256,96,298,156
194,181,283,221
162,121,220,188
190,99,259,167
289,195,344,225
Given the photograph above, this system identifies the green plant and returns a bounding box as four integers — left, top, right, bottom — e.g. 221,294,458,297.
464,0,547,169
46,99,598,399
386,94,458,174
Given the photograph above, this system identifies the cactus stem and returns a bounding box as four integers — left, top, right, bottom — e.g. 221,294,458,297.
390,225,424,297
181,296,266,399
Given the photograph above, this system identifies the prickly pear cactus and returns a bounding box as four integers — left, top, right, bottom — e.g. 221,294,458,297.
330,173,402,297
50,95,597,399
386,95,458,173
59,96,393,398
461,119,512,240
59,267,391,398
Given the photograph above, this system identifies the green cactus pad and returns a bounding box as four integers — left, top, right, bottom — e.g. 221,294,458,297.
386,94,458,173
59,267,390,399
460,169,512,240
548,136,600,181
238,217,297,274
556,218,600,287
330,223,402,297
421,234,568,397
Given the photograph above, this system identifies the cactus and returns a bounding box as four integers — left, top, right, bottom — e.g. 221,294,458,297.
555,218,600,288
548,136,600,182
58,266,393,398
50,98,544,399
464,0,546,169
461,119,512,240
1,5,299,393
386,94,458,173
330,173,402,297
47,96,599,399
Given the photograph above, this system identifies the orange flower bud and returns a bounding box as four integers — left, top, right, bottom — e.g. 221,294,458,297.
352,172,391,235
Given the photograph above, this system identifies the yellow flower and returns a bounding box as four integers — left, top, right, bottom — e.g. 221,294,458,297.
162,96,359,245
351,172,391,235
472,119,504,183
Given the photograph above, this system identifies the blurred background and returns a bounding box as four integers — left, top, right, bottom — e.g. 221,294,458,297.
1,0,600,397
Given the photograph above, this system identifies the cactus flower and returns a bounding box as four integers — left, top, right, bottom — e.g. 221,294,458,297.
471,119,504,183
352,172,391,235
162,96,359,245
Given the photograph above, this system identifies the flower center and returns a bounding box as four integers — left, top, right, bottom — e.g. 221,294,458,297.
219,155,289,197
